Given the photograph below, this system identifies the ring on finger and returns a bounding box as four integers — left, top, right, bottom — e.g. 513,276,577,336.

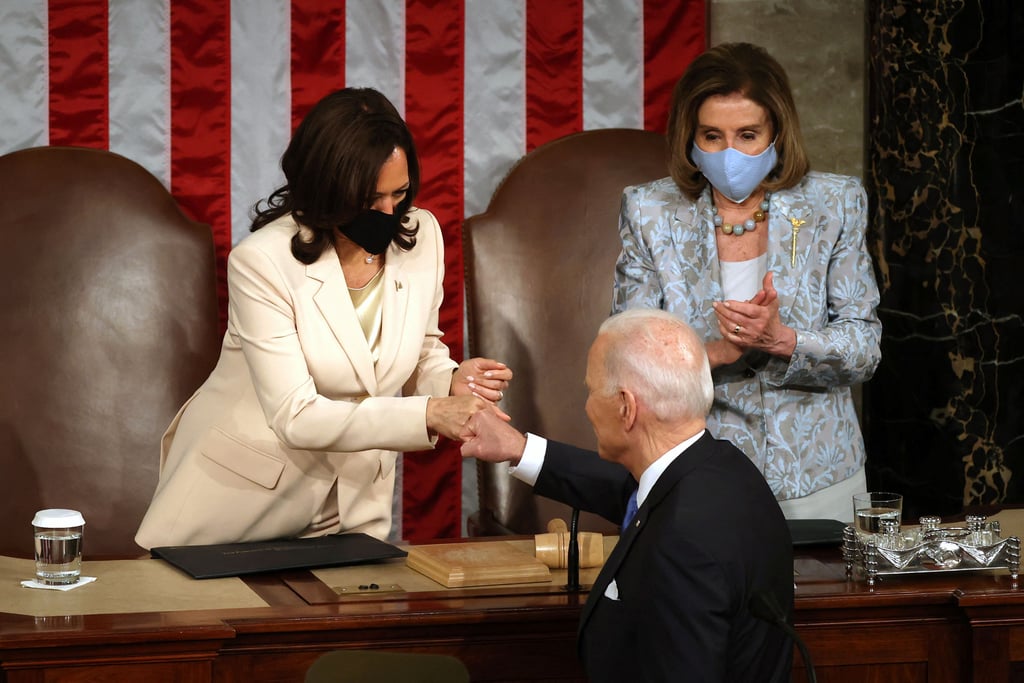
733,324,741,335
498,390,504,400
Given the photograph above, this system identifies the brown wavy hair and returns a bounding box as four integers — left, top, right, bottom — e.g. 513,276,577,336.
666,43,810,201
251,88,420,264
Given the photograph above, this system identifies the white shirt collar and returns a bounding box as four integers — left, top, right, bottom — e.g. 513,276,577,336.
635,430,705,508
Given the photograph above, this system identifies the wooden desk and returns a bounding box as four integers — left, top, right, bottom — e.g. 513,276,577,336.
0,543,592,683
2,539,1023,682
793,549,975,682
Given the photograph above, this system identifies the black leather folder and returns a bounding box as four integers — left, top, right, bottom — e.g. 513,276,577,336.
151,533,407,579
787,519,847,546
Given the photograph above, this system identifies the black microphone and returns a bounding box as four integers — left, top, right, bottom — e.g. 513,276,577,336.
565,508,581,592
749,590,815,683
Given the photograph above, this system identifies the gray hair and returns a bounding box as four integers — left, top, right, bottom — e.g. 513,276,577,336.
595,309,714,422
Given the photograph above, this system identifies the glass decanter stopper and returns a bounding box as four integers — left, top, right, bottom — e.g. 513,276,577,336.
878,518,901,550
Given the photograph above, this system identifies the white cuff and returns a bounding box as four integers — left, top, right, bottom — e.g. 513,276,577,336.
509,432,546,486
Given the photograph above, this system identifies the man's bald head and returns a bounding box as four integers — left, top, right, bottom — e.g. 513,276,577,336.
591,309,714,423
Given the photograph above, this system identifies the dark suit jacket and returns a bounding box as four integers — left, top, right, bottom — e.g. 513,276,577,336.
534,432,793,683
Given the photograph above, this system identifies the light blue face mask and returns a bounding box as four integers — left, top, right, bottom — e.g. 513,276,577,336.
690,141,778,203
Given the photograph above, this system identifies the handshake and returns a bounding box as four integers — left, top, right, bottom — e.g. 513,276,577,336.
425,357,513,442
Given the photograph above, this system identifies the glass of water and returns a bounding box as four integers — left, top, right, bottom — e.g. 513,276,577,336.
852,492,902,539
32,509,85,585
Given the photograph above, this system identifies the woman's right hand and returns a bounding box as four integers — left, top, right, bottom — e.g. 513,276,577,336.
450,357,513,402
426,395,510,441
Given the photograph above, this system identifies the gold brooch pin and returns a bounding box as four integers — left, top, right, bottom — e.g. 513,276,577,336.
788,217,806,266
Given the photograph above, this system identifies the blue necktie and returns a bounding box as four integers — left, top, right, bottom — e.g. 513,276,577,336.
622,490,639,529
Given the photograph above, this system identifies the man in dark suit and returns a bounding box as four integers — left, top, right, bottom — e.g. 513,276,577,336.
461,309,793,682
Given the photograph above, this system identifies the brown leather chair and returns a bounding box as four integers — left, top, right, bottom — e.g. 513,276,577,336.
305,650,470,683
464,128,668,535
0,146,219,558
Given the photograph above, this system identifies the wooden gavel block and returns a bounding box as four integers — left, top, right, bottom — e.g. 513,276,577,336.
534,518,605,569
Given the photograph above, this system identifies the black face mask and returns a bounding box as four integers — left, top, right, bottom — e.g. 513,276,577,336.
339,209,401,254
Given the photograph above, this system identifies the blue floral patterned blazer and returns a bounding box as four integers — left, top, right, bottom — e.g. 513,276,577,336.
613,171,881,501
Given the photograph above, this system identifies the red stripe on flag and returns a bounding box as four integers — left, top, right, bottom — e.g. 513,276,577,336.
402,0,465,541
642,0,707,133
169,0,232,332
290,0,346,133
48,0,108,148
525,0,583,151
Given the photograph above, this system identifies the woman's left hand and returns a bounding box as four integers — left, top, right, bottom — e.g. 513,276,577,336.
712,272,797,359
451,357,512,402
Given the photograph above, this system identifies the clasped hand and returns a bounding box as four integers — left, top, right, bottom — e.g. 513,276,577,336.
709,272,797,365
451,357,511,402
426,357,512,441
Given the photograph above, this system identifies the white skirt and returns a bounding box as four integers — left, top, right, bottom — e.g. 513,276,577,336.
777,467,866,523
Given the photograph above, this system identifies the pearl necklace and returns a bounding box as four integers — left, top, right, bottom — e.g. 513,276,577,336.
711,192,771,236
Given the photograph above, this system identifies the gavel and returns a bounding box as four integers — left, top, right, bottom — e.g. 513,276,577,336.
534,517,604,569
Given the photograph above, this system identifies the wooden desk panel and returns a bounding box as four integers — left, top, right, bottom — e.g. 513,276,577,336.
958,583,1024,683
214,605,586,683
1,541,1023,682
0,610,233,683
795,546,1021,683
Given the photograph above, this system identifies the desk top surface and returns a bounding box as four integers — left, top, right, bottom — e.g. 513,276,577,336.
4,515,1024,636
1,538,610,620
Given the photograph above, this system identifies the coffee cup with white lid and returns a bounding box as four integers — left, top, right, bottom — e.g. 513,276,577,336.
32,509,85,585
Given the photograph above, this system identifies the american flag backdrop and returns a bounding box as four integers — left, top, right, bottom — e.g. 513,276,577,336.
0,0,705,541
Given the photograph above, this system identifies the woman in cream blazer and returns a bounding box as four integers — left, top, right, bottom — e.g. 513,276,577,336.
136,89,508,549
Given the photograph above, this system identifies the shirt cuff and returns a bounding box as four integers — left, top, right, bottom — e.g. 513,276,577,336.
509,432,547,486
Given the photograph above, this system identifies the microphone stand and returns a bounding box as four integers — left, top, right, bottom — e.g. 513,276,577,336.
565,508,581,592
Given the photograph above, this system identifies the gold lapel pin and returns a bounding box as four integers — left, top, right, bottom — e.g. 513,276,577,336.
788,217,807,266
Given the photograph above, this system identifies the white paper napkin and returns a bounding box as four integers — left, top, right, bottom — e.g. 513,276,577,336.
20,576,97,591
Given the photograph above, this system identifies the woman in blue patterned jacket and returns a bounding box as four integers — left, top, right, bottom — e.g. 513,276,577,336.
613,42,881,522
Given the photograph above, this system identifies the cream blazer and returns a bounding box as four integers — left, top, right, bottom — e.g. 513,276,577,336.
135,209,458,549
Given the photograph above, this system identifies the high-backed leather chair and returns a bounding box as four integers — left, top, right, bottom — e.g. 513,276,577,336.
305,650,470,683
0,146,219,558
464,128,668,535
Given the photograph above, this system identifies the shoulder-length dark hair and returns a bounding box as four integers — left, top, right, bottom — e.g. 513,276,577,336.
666,42,810,201
251,88,421,264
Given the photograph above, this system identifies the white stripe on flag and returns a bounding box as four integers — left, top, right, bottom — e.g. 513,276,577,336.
346,2,406,118
230,0,291,245
0,0,48,152
344,0,408,542
463,2,528,532
583,0,644,131
109,0,171,187
463,0,526,217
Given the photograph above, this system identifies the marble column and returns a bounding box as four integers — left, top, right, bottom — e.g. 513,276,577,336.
709,0,865,177
865,0,1024,517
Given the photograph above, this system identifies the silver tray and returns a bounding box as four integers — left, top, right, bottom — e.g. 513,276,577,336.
843,514,1021,586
